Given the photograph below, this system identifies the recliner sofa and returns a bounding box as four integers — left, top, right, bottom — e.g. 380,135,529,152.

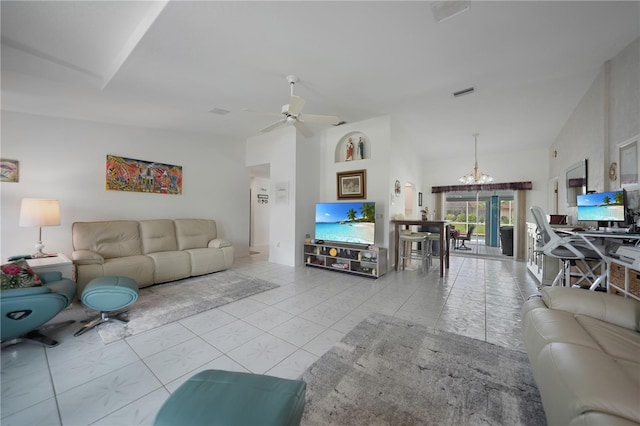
522,287,640,425
72,219,234,294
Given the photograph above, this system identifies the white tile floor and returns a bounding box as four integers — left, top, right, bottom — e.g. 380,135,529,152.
1,251,541,426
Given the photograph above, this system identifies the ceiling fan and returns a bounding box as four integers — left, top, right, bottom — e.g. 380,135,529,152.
244,75,340,138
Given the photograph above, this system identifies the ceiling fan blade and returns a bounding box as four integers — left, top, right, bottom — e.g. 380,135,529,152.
241,107,283,117
298,113,341,125
260,118,287,133
294,120,314,138
288,95,305,116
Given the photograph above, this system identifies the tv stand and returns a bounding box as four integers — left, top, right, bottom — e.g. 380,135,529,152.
303,242,387,278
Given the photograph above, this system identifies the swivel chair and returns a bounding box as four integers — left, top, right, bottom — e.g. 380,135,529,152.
456,225,476,250
530,206,605,289
1,271,76,347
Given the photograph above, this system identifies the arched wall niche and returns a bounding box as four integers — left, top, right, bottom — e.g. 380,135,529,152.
334,131,370,163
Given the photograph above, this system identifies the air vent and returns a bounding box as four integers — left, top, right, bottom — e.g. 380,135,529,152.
452,87,475,97
209,108,230,115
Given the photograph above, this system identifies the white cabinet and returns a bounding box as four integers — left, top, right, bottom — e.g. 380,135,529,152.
303,242,386,278
526,222,560,286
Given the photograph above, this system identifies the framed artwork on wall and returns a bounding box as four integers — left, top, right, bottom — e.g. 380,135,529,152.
337,169,366,200
620,139,639,187
0,159,19,182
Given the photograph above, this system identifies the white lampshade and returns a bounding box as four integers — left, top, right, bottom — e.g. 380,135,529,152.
19,198,60,258
19,199,60,227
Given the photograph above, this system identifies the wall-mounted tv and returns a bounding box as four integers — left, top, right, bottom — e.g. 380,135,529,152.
577,190,626,222
315,202,375,245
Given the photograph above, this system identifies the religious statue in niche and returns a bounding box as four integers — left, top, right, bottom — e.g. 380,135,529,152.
358,137,365,159
346,138,355,161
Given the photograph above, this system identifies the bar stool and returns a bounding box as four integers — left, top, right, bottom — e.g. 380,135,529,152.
399,232,429,272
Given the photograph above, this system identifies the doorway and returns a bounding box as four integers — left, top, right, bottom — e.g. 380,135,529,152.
249,164,270,256
404,182,416,219
445,190,514,257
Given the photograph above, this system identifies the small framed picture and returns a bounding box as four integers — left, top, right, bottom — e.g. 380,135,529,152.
418,192,423,207
0,159,19,183
337,169,366,200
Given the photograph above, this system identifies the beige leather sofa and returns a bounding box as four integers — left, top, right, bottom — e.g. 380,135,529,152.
522,287,640,426
72,219,234,294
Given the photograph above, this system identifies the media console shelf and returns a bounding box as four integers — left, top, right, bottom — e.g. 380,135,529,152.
303,242,387,278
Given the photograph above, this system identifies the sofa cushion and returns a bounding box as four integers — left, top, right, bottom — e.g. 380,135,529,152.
185,248,226,276
1,259,42,289
576,314,640,365
146,251,191,283
535,342,640,426
174,219,217,250
73,221,142,259
140,219,178,254
542,286,640,331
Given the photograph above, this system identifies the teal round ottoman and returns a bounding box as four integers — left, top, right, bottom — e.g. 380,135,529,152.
74,276,138,337
154,369,307,426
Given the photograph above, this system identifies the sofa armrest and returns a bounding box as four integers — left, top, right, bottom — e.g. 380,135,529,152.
541,287,640,331
72,250,104,265
208,238,232,248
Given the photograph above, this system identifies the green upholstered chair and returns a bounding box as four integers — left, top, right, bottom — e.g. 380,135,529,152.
154,369,307,426
1,271,76,347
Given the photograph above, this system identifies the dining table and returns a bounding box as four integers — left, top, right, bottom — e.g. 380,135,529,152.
392,220,450,276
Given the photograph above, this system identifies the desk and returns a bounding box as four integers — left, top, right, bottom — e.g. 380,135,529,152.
566,230,640,291
392,220,450,276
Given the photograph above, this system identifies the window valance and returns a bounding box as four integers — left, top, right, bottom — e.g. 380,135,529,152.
431,181,532,193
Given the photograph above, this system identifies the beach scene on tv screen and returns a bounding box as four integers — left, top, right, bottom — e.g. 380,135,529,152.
577,191,625,221
315,202,375,244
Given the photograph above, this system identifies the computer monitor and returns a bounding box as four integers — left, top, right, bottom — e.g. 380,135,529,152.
576,190,626,224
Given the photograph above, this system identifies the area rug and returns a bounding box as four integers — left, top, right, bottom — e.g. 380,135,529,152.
301,314,546,426
93,270,279,344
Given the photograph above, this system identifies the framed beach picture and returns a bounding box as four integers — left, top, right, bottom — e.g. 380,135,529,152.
0,159,19,182
337,169,366,200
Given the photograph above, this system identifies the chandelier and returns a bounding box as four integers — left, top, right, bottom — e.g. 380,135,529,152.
459,133,494,184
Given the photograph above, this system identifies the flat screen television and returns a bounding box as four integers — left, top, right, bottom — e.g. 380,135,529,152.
315,202,375,245
576,190,626,223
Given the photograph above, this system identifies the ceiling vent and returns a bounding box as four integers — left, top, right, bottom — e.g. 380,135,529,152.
209,108,230,115
452,87,475,98
431,1,470,23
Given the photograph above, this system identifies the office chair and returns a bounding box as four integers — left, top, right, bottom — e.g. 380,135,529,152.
530,206,606,289
456,225,476,250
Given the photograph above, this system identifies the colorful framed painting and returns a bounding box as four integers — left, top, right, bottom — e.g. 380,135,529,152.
106,155,182,195
0,159,19,183
337,169,366,200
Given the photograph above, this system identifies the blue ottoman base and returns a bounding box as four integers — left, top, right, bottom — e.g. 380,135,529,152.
75,276,138,337
154,369,307,426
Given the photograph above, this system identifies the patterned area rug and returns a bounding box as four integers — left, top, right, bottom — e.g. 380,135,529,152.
94,270,278,344
301,314,546,426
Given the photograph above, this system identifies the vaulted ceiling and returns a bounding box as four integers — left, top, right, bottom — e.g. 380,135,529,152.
2,1,638,160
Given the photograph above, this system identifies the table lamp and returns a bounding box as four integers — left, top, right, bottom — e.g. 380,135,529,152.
19,198,60,258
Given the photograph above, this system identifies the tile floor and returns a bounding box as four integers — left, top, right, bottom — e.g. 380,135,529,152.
1,251,541,426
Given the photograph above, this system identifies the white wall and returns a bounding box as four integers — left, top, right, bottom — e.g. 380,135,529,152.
0,111,250,260
321,116,392,249
422,147,549,219
551,37,639,223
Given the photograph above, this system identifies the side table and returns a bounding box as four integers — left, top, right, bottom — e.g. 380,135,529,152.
26,253,74,280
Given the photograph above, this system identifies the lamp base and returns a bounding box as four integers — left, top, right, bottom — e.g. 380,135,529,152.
32,241,55,258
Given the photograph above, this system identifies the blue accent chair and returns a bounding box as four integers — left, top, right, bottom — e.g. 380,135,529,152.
1,271,77,347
